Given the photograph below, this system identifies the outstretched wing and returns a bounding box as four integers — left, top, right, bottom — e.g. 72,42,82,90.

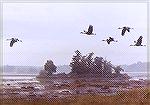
121,28,126,36
88,25,93,34
6,39,12,41
127,27,130,32
109,37,114,41
135,36,143,46
17,39,22,42
16,39,20,41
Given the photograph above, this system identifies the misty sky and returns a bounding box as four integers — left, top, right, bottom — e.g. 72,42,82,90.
3,3,147,66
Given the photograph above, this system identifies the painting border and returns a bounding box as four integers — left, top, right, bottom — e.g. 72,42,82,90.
0,0,149,103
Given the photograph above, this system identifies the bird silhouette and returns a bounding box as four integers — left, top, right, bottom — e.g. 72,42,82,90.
118,26,133,36
80,25,96,35
130,36,146,46
102,37,118,44
6,38,22,47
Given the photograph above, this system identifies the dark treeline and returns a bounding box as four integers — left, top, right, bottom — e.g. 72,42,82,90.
70,50,124,77
38,50,125,78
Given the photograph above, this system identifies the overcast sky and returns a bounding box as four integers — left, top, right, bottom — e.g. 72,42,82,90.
3,3,147,66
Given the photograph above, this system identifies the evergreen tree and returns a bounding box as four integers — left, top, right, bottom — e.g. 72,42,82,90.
38,60,57,78
92,57,104,74
86,52,94,67
44,60,57,75
114,66,124,75
70,50,124,77
70,50,83,74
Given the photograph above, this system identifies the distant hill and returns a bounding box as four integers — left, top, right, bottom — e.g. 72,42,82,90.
2,65,71,75
2,62,149,75
56,62,149,74
121,62,149,72
3,65,42,75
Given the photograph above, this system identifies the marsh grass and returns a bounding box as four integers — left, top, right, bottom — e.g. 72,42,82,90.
2,87,150,105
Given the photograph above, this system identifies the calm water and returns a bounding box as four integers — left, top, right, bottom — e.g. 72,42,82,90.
1,75,36,80
1,72,149,82
123,72,149,80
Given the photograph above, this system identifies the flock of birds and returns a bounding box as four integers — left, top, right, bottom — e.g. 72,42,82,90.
6,25,146,47
80,25,146,46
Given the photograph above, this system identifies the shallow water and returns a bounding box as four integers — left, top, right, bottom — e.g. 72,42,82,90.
123,72,150,80
1,72,150,84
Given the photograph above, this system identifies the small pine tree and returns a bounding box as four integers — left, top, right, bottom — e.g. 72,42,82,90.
70,50,82,74
44,60,57,76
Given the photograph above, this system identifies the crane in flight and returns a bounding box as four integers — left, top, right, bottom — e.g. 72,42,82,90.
118,26,134,36
6,38,22,47
102,37,118,44
130,36,146,46
80,25,96,35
